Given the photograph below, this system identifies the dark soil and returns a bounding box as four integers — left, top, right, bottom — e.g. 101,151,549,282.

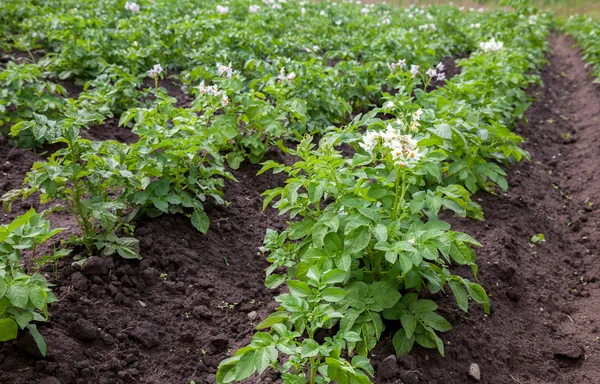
1,34,599,384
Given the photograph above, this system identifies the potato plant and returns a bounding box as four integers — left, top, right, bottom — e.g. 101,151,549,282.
0,209,64,356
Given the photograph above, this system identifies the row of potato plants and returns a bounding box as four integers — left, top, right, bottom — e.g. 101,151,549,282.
563,14,600,82
217,3,551,383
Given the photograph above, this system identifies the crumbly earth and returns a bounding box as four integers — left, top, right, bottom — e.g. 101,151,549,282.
1,34,599,384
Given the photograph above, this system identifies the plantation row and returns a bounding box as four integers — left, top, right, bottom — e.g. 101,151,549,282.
1,0,586,382
564,15,600,81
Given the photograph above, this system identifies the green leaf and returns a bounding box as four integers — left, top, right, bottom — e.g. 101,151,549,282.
27,324,47,357
13,311,33,329
430,329,445,356
191,209,210,234
343,331,362,342
287,280,312,297
400,314,417,339
392,329,415,356
116,237,141,259
301,339,320,358
253,348,271,375
321,287,348,302
467,283,490,313
0,278,6,297
370,282,401,309
7,284,29,308
28,286,47,310
288,219,315,240
372,224,388,242
344,227,371,254
322,269,346,285
256,312,288,330
409,299,438,313
235,350,256,381
419,312,452,332
0,318,18,342
449,280,469,312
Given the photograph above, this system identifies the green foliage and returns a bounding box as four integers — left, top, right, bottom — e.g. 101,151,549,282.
564,15,600,82
0,209,63,356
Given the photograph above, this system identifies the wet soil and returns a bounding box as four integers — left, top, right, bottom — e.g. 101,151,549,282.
0,34,599,384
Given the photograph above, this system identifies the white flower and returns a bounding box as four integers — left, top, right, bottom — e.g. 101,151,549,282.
217,62,233,78
320,10,327,16
359,131,381,154
198,81,222,97
361,7,369,14
413,108,423,121
148,64,163,77
301,7,306,15
470,23,481,28
381,124,400,144
436,72,446,81
221,94,229,107
249,5,260,13
426,68,437,78
335,20,342,25
277,68,296,82
410,65,420,78
380,17,391,25
124,2,140,12
436,62,445,71
216,5,229,14
479,37,504,52
387,62,397,71
258,246,266,254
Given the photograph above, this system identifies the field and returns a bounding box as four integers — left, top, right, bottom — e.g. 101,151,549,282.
0,0,599,383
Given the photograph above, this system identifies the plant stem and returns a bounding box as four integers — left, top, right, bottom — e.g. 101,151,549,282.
73,182,93,254
392,167,406,220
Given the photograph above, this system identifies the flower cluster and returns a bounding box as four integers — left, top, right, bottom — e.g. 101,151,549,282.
360,7,369,14
216,5,229,14
249,5,260,13
198,81,229,107
425,62,446,82
276,68,296,82
305,45,320,53
216,62,233,79
418,23,436,31
387,59,406,72
199,81,221,96
359,125,421,167
148,64,163,78
470,23,481,28
410,64,419,78
263,0,284,10
124,2,140,12
379,17,391,25
410,108,423,131
479,37,504,52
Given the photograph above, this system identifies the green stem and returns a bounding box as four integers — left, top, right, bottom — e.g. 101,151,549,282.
73,182,93,253
392,167,406,220
328,164,341,191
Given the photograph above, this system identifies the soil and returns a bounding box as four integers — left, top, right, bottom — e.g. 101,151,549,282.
1,34,599,384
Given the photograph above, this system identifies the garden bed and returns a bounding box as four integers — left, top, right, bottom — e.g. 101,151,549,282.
1,34,599,384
